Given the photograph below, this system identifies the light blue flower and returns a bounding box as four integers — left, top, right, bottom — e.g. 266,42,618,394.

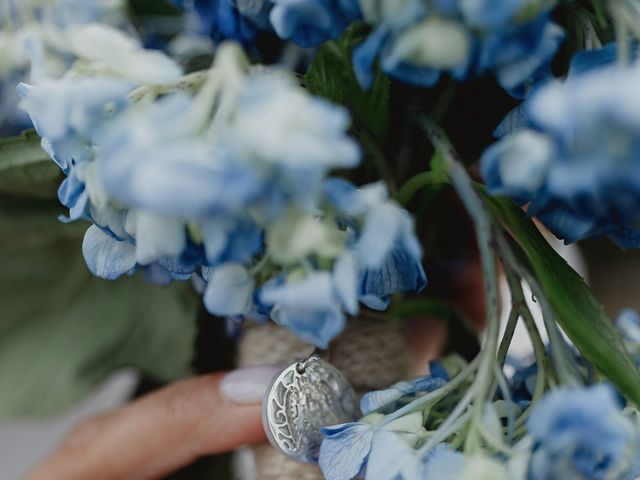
320,422,374,480
325,180,427,309
422,444,466,479
527,384,637,480
200,216,263,266
481,129,555,204
258,270,354,348
203,263,255,316
319,412,426,480
97,94,264,219
482,51,640,247
82,225,137,280
360,361,449,414
458,0,526,30
18,78,133,171
270,0,361,47
367,440,466,480
18,78,133,229
0,0,128,134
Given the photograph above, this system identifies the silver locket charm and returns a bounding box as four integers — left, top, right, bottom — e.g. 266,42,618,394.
262,354,358,463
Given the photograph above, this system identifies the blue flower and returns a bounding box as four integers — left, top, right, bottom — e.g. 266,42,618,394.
421,444,466,479
320,422,375,480
353,0,562,96
18,78,133,232
617,309,640,346
0,0,128,134
458,0,526,30
479,14,564,97
203,263,255,316
270,0,361,48
18,78,133,171
325,180,427,309
258,270,354,348
527,384,637,480
82,225,137,280
482,50,640,247
319,412,426,480
360,361,449,414
173,0,271,44
509,361,538,407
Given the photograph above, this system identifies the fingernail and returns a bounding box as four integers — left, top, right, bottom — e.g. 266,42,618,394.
220,366,280,405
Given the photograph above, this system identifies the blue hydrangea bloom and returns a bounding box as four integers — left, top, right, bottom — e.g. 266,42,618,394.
320,422,375,480
258,271,352,348
353,0,563,96
325,179,427,309
364,435,464,479
82,225,138,280
18,78,134,235
0,0,128,134
482,49,640,247
527,384,638,480
422,444,466,479
270,0,362,47
319,412,426,480
203,263,255,316
173,0,271,44
22,41,426,349
360,361,449,414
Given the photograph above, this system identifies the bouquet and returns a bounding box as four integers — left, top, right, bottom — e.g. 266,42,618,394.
2,0,640,478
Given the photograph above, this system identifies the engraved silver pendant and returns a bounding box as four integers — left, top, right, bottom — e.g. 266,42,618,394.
262,354,358,463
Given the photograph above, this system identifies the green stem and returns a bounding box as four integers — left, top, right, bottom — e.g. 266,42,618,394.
418,384,475,457
128,71,208,102
396,171,445,206
503,268,555,384
379,355,480,427
496,235,580,386
418,114,502,454
493,362,516,444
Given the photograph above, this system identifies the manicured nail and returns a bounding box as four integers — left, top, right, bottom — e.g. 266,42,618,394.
220,366,280,405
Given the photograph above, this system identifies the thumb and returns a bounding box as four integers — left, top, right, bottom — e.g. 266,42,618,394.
28,366,280,480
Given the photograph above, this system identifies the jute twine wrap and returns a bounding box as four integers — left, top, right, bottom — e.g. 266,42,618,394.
236,319,409,479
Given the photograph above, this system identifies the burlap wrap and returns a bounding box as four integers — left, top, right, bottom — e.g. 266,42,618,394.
235,319,409,479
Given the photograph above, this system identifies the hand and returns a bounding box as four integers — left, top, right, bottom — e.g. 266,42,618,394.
27,259,484,480
27,366,280,480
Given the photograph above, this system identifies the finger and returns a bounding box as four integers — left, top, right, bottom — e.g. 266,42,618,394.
28,366,280,480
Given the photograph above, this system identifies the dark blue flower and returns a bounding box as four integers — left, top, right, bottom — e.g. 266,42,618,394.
353,0,562,96
173,0,271,44
482,47,640,247
270,0,362,48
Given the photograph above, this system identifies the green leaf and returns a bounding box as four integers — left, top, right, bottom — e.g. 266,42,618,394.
0,198,199,417
0,130,60,199
485,194,640,405
304,23,391,139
